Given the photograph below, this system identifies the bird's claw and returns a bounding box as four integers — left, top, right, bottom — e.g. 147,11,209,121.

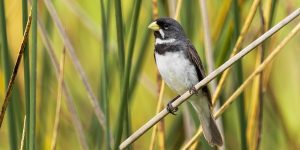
189,86,199,95
166,95,180,115
167,102,178,115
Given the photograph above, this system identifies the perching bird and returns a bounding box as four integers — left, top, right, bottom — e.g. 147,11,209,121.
148,17,223,147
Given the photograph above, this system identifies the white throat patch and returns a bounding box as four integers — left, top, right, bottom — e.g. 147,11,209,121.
155,38,176,45
159,29,165,39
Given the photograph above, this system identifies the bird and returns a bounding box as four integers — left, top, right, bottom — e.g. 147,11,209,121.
148,17,223,147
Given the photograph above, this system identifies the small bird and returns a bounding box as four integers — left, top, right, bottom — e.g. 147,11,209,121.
148,17,223,147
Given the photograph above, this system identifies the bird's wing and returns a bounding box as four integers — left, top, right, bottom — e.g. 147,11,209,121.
186,41,212,106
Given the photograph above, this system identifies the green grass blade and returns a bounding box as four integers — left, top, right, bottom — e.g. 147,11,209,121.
29,0,38,149
113,0,126,147
21,0,30,149
37,12,53,149
129,28,151,98
268,0,278,28
0,1,18,149
215,11,234,67
100,0,111,149
114,0,125,75
232,0,247,149
124,0,142,142
114,0,142,148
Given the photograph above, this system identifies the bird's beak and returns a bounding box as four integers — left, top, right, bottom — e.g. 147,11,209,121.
148,21,160,31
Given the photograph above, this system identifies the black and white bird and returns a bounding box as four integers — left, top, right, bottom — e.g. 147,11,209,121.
148,17,223,147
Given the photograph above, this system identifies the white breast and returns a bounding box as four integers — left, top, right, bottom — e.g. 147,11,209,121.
155,51,199,94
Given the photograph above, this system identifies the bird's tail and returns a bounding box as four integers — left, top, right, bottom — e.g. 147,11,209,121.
190,95,223,147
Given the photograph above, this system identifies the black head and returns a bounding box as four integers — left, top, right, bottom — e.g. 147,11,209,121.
148,17,186,40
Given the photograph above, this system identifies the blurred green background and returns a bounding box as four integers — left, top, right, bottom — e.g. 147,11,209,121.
1,0,300,149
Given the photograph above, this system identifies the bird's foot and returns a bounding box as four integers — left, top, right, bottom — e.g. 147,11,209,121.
189,86,199,96
167,95,180,115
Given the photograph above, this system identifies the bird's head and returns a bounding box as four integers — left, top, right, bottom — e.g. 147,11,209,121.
148,17,186,40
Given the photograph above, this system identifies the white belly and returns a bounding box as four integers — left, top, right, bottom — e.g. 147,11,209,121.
155,51,199,94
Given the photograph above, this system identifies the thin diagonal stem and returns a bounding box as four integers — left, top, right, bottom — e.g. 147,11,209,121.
43,0,105,129
20,116,26,150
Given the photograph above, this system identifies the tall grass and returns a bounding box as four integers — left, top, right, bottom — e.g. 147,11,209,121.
0,7,32,150
28,0,38,149
114,0,142,148
113,0,126,148
21,0,30,150
232,0,247,149
99,0,111,148
0,1,18,149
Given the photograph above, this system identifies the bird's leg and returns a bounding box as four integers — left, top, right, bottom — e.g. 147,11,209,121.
167,95,180,115
189,86,199,96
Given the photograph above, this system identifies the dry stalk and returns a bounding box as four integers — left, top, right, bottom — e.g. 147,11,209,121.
20,116,26,150
152,0,158,19
149,82,165,150
247,4,266,149
50,47,66,150
262,0,278,91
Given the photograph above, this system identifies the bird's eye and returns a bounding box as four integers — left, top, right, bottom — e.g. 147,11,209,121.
164,24,169,29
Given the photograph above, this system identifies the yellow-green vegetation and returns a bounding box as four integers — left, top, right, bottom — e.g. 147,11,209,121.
1,0,300,150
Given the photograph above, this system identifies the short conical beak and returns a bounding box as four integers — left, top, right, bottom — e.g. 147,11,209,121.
148,21,160,31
